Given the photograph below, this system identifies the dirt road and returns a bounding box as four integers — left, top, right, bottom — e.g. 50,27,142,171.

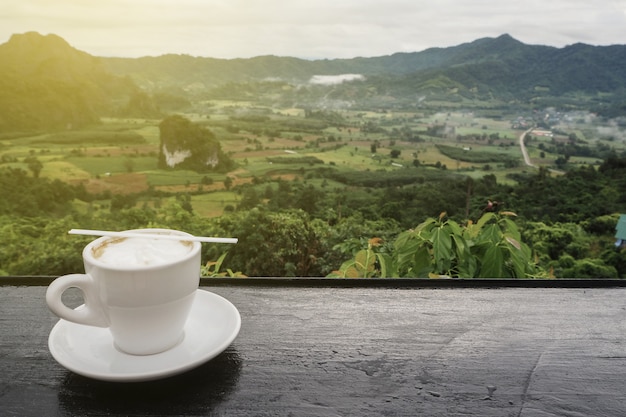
519,128,534,167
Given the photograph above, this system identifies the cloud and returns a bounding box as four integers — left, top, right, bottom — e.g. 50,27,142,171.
309,74,365,85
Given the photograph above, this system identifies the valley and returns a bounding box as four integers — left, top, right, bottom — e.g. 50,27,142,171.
1,31,625,278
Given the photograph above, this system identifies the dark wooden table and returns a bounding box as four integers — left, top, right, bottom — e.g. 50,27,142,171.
2,278,626,416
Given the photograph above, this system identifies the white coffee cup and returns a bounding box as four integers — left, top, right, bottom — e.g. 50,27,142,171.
46,228,201,355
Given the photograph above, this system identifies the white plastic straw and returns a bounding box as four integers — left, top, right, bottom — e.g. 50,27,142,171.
68,229,238,244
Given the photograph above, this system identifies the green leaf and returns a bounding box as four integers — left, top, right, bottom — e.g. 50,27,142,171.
476,212,496,230
395,236,426,273
414,217,437,233
394,229,417,248
478,224,502,245
506,240,532,278
447,219,463,236
431,226,452,272
502,218,521,240
457,255,478,278
344,265,360,278
451,233,468,258
505,235,521,250
431,227,452,255
479,245,503,278
412,246,433,278
376,253,394,278
354,249,376,277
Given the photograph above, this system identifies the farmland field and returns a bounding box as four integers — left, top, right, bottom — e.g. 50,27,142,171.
2,104,624,218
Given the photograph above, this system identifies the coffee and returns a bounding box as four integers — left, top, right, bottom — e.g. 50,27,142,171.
92,236,193,267
47,228,202,355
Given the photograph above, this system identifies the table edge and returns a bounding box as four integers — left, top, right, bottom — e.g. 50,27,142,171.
2,276,626,288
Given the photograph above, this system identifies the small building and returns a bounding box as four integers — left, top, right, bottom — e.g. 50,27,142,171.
615,214,626,249
531,129,554,138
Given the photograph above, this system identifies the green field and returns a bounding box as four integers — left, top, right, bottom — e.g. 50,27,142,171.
191,192,240,217
2,106,623,218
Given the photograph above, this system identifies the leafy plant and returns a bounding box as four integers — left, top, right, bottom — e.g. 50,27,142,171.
201,252,247,278
329,211,547,279
328,238,389,278
464,211,542,278
394,212,474,278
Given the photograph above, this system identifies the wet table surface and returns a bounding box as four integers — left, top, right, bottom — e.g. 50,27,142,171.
1,280,626,416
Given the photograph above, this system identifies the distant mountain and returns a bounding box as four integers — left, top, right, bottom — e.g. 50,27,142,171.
101,34,626,91
2,32,625,132
100,33,626,113
0,32,136,131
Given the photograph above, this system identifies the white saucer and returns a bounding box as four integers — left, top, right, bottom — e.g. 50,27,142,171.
48,289,241,382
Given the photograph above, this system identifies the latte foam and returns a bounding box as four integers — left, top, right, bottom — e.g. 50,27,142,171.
92,236,193,267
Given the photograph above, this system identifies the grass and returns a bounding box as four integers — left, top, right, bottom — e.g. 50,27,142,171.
66,156,157,176
144,169,213,186
191,191,239,217
41,161,91,181
2,107,616,216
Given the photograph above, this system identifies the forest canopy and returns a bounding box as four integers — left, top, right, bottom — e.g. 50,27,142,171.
1,155,625,278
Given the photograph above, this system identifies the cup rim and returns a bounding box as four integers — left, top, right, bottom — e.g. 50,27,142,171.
83,228,201,271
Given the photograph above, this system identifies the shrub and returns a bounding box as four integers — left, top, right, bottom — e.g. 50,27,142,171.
329,211,548,278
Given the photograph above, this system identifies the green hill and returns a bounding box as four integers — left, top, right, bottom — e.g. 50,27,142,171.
0,32,136,131
2,31,626,132
100,33,626,113
100,33,626,92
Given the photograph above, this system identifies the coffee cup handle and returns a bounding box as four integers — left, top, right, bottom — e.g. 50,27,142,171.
46,274,109,327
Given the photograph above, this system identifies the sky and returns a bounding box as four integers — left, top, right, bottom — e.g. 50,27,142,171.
1,0,625,60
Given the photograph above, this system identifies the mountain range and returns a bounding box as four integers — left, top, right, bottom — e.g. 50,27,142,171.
1,31,625,131
103,33,626,92
102,33,626,100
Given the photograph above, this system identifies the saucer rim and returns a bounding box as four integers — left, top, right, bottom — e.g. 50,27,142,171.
48,289,241,382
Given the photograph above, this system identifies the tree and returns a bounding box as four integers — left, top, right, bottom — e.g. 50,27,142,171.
178,194,194,214
237,188,260,210
224,176,233,190
110,194,137,211
24,156,43,178
555,155,569,168
123,91,162,118
205,208,326,276
0,167,77,216
562,258,618,278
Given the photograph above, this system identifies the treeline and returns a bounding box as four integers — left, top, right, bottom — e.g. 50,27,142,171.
536,137,616,160
0,168,86,217
504,156,626,223
327,166,456,189
436,144,519,166
266,156,324,165
207,112,331,136
1,155,625,278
